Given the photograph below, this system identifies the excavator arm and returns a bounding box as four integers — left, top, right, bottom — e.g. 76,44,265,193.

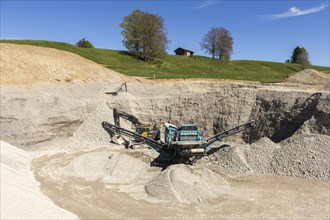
113,108,141,127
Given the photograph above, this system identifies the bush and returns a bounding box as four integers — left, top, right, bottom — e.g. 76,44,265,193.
76,38,94,48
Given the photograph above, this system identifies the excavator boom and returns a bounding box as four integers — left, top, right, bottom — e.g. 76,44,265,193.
113,108,141,127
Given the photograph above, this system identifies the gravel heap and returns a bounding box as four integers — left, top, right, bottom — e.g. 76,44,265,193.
71,93,135,146
272,133,330,180
145,164,228,203
71,101,113,145
246,138,282,173
206,134,329,181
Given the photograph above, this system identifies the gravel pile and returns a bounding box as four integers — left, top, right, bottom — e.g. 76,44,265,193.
71,101,113,145
272,134,330,180
207,135,329,181
145,164,228,203
71,92,137,146
246,138,281,173
203,144,252,173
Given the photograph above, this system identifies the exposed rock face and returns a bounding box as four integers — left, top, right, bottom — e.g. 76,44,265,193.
2,82,329,149
106,85,329,144
248,91,328,142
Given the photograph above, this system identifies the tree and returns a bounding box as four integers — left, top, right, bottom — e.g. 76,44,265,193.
200,27,233,60
290,46,310,69
119,10,144,53
76,38,94,48
216,28,233,61
119,10,169,61
200,28,219,59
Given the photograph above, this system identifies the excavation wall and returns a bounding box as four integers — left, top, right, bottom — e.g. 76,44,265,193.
107,84,329,143
1,82,329,148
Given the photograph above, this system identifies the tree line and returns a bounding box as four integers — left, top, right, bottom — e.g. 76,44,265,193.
76,9,311,69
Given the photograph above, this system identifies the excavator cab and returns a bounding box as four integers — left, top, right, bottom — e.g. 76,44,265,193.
135,124,150,137
113,108,160,141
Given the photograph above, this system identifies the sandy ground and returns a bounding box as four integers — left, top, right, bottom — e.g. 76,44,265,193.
1,44,329,219
30,142,329,219
0,141,77,219
0,43,125,85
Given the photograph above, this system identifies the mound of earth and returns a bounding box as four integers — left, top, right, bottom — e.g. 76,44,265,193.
145,164,228,203
273,133,330,180
0,43,124,85
285,69,330,86
207,135,329,180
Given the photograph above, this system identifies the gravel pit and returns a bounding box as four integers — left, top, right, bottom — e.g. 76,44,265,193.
1,44,329,219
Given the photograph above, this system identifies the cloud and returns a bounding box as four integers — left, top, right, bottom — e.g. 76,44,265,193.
192,0,217,10
265,2,328,20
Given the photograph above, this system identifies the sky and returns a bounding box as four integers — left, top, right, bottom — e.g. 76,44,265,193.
1,0,329,66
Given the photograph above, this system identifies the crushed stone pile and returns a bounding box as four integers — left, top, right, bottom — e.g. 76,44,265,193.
207,135,329,181
245,138,282,173
61,151,150,184
71,93,137,146
202,138,281,174
285,69,330,86
71,101,114,145
203,144,252,173
145,164,228,203
273,134,330,180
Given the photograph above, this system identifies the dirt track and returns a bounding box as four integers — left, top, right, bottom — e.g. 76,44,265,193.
1,43,329,219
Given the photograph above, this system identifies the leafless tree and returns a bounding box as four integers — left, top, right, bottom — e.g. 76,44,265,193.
200,28,219,59
217,28,233,60
200,27,233,60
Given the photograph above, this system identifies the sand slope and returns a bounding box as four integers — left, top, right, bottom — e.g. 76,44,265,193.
0,43,125,85
0,141,77,219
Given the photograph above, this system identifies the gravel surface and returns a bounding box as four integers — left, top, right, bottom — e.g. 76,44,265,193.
273,134,330,180
205,135,330,181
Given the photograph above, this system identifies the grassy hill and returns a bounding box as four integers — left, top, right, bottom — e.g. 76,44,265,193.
1,40,328,82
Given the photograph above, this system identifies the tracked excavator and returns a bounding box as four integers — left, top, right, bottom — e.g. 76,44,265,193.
102,112,254,163
112,108,160,142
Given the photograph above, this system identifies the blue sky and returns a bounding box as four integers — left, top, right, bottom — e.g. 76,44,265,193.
1,0,329,66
